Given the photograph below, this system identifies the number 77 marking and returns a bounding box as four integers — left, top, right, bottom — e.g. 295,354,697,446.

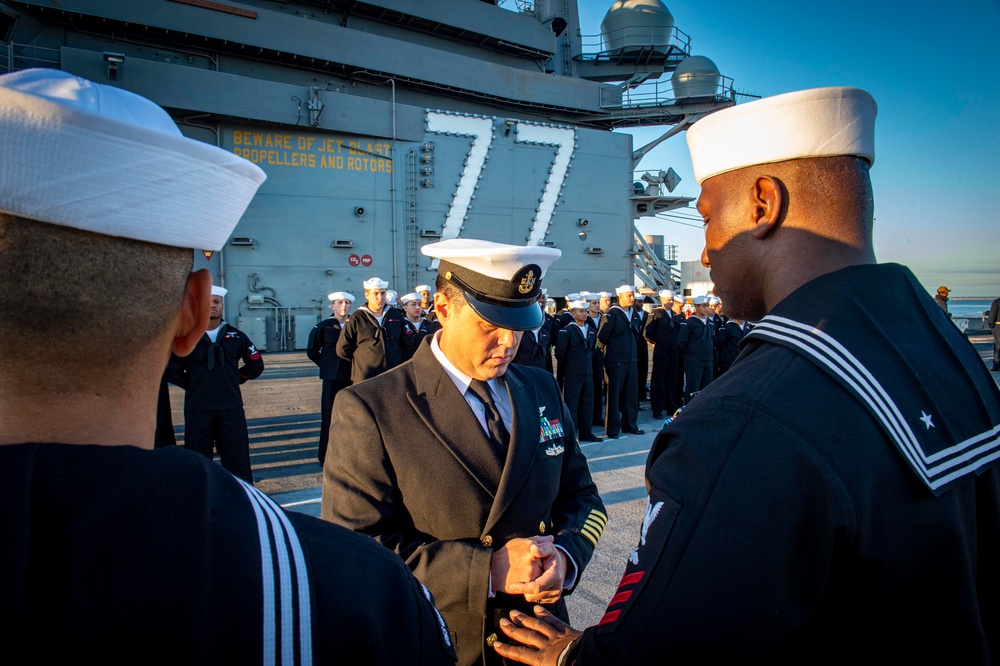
426,112,576,265
514,122,576,247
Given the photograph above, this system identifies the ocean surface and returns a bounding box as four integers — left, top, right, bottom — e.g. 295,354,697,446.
949,299,995,324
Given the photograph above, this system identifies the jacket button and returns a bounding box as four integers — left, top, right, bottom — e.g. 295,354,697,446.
481,535,493,547
539,521,546,534
486,633,498,646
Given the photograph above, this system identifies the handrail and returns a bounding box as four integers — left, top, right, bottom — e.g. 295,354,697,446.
0,41,61,73
578,26,692,56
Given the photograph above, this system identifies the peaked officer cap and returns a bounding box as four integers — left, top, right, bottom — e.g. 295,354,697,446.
421,239,560,331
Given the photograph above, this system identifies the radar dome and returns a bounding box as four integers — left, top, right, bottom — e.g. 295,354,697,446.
600,0,674,55
671,55,721,99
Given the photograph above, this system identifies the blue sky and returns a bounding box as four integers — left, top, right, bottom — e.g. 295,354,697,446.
576,0,1000,297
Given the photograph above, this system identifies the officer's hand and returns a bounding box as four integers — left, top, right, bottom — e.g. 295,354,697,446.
493,606,582,666
510,543,566,604
490,536,552,594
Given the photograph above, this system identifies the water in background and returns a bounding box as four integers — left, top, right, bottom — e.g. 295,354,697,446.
949,299,995,325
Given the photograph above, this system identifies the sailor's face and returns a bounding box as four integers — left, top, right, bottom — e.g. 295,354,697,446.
618,292,634,308
588,300,600,316
697,173,763,321
402,299,422,320
437,293,522,381
331,299,352,318
209,295,224,321
366,289,386,311
599,296,611,311
571,308,588,325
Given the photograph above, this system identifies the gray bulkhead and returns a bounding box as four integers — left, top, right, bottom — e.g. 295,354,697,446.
1,0,641,350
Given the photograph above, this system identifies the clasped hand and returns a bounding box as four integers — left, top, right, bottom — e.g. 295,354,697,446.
489,535,567,604
492,605,583,666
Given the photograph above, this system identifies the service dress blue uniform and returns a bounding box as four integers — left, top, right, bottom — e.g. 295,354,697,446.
512,322,553,371
597,305,639,437
322,340,606,666
555,321,598,441
336,306,407,383
643,306,682,417
676,315,714,404
1,443,456,665
166,322,263,483
570,264,1000,663
306,316,352,463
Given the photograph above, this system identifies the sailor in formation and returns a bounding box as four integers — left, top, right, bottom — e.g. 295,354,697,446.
322,238,606,666
336,276,408,383
676,294,715,405
306,290,354,464
400,290,440,361
416,283,435,319
644,289,683,419
0,67,455,665
597,285,643,438
493,86,1000,664
166,284,264,483
512,289,554,371
585,292,607,427
631,294,650,405
715,309,747,377
540,289,559,375
554,299,602,442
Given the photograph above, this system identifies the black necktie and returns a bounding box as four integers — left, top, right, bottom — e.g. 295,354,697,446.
467,379,510,451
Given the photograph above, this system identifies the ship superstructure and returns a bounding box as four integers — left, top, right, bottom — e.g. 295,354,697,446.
0,0,738,350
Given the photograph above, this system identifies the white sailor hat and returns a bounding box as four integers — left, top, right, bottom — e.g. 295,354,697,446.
211,285,228,298
615,285,635,295
384,289,398,305
0,69,265,250
598,291,612,299
692,295,710,305
400,292,421,305
327,291,355,303
565,292,581,301
709,295,721,306
421,238,560,331
363,277,389,290
568,300,588,310
686,86,876,185
578,291,593,300
415,284,432,293
658,289,675,300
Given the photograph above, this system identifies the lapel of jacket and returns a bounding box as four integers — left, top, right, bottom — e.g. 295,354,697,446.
406,344,504,497
484,367,540,533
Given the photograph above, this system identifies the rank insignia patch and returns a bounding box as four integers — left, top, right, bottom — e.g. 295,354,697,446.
579,508,607,548
597,493,679,633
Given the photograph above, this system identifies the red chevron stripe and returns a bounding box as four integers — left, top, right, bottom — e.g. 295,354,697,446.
598,609,621,626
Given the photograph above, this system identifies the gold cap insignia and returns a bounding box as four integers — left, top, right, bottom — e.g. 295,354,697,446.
517,269,536,295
